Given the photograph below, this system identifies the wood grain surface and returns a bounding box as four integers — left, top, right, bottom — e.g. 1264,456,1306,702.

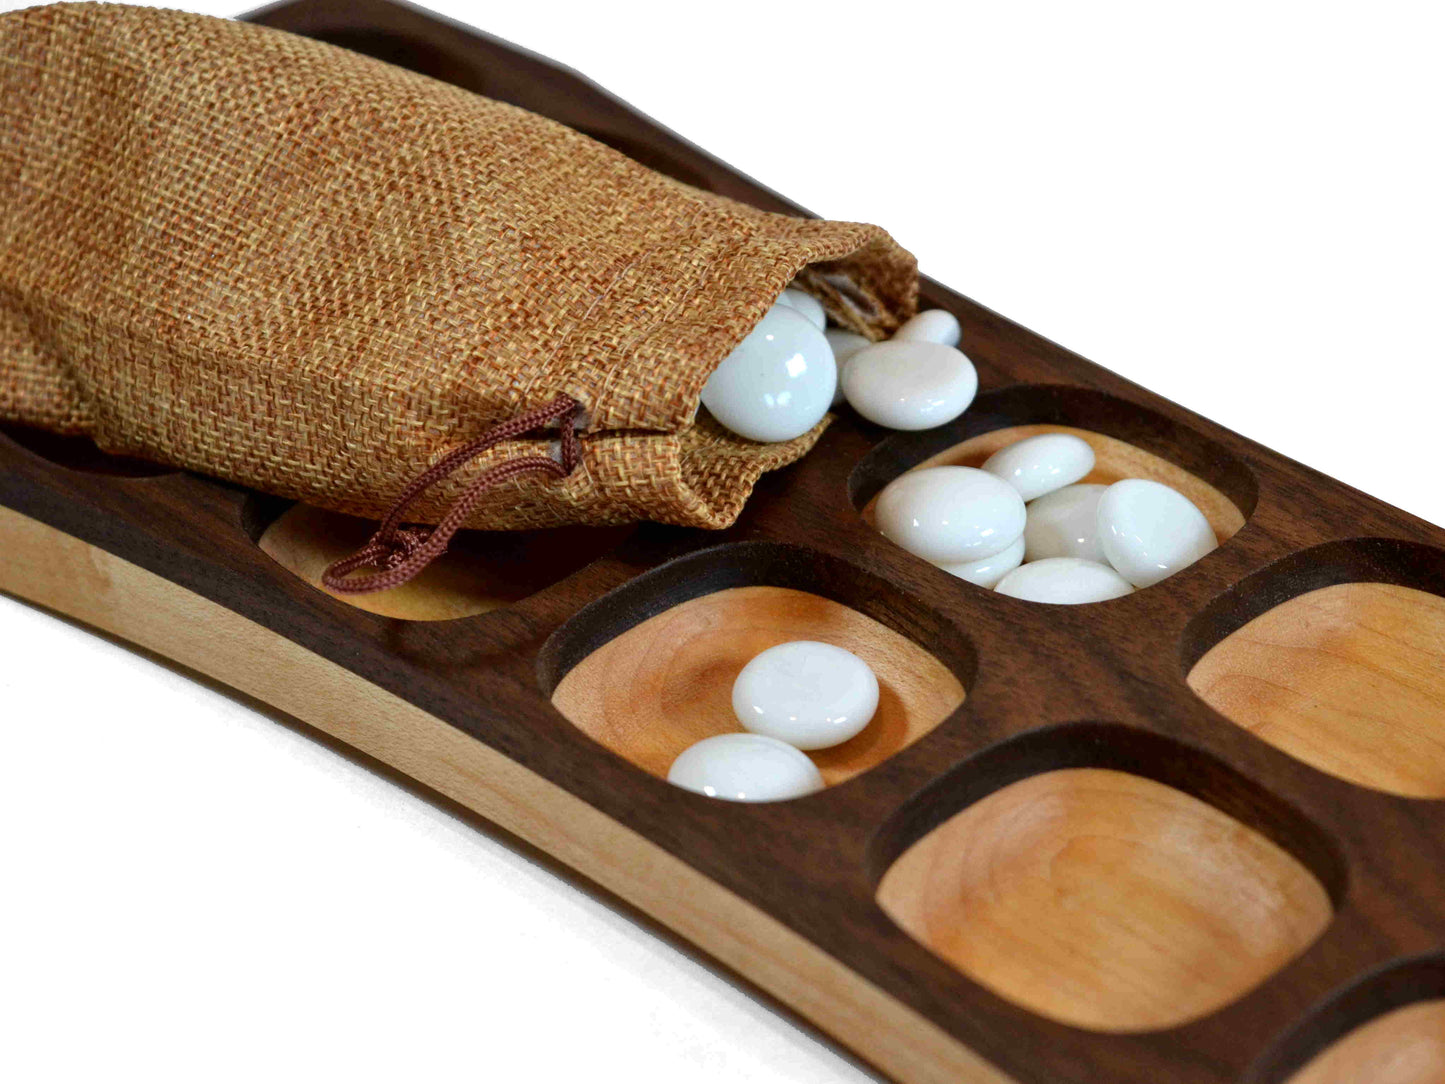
0,504,1011,1084
1189,583,1445,798
876,768,1332,1033
1286,999,1445,1084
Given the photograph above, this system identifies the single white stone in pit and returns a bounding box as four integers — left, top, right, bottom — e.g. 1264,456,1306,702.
875,465,1026,564
894,308,962,347
939,534,1025,588
994,557,1135,604
982,433,1095,501
731,640,879,750
1023,483,1109,563
842,341,977,431
700,304,836,442
1096,479,1217,588
667,733,824,802
825,328,872,407
777,288,827,330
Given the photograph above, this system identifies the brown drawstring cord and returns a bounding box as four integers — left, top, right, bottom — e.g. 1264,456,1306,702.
321,394,583,595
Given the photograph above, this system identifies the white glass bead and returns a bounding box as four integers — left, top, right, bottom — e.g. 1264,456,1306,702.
875,465,1026,564
1023,483,1108,563
777,288,827,330
1096,479,1217,588
982,433,1095,501
894,308,961,347
939,534,1025,588
700,305,836,442
841,341,977,431
731,641,879,750
825,328,871,407
667,733,824,802
994,558,1135,604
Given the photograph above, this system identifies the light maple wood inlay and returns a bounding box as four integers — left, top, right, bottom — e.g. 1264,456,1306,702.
1287,1000,1445,1084
0,505,1014,1084
550,585,965,787
863,423,1244,543
876,768,1332,1033
258,502,631,621
1188,583,1445,799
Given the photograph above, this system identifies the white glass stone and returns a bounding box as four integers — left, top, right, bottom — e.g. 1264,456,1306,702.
777,288,827,330
894,308,962,347
842,341,977,431
1096,479,1217,588
700,305,836,442
994,558,1135,604
1023,483,1108,563
982,433,1095,501
939,534,1025,588
874,465,1026,564
667,733,824,802
731,641,879,750
825,328,871,406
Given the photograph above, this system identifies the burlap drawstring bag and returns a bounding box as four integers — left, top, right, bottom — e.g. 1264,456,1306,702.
0,3,918,586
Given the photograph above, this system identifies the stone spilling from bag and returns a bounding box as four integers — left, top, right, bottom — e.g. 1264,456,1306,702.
824,328,871,407
698,304,836,442
776,288,827,330
874,432,1219,603
841,341,978,431
700,286,976,441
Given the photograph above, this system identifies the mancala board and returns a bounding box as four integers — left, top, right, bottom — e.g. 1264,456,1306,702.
2,2,1444,1082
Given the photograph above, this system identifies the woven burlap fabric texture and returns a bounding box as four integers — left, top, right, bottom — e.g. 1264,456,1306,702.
0,3,917,530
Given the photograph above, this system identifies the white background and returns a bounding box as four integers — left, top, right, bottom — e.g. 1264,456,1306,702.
2,2,1443,1081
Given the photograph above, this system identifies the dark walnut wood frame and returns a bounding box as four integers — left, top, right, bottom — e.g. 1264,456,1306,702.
3,2,1443,1081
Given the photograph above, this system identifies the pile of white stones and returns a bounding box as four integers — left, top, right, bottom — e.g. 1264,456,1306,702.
700,286,977,441
874,434,1219,603
667,640,880,802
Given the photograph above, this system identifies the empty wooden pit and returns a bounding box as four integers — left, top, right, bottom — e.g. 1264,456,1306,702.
256,502,632,621
1285,1000,1445,1084
1188,582,1445,799
875,767,1332,1033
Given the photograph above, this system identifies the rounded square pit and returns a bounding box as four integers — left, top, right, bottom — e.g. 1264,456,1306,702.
1286,1000,1445,1084
1185,540,1445,798
1254,954,1445,1084
872,728,1336,1033
889,421,1245,543
541,543,970,790
246,498,632,621
851,387,1255,598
